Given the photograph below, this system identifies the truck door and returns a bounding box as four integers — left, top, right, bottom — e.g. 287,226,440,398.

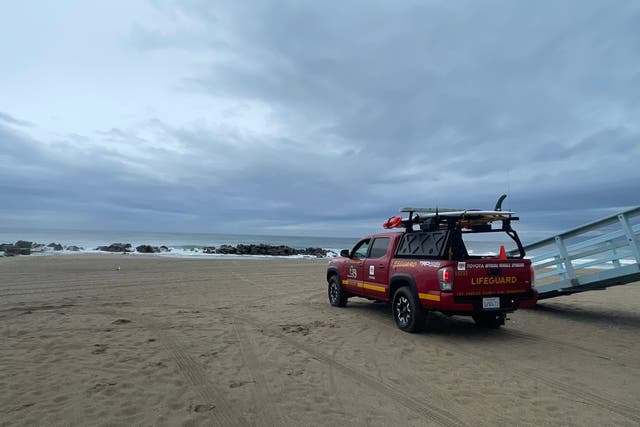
343,238,370,294
361,237,392,299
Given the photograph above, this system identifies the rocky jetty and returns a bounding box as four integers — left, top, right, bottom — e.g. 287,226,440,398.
1,241,32,256
215,245,237,254
136,245,159,253
0,240,329,258
96,243,132,253
200,244,328,257
135,245,170,253
0,241,82,256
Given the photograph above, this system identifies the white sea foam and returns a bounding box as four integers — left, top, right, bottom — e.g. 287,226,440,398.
23,245,339,260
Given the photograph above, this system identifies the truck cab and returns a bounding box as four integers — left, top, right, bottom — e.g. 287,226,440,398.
327,201,538,332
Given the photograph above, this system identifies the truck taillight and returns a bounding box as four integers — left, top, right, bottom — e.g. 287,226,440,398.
438,266,454,292
530,265,536,287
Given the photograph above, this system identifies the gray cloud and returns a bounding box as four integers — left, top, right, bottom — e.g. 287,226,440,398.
1,1,639,240
0,111,33,128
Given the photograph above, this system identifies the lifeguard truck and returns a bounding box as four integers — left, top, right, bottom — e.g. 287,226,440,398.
326,196,537,332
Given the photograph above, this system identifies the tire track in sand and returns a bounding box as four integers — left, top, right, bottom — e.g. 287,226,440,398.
232,322,284,427
518,369,640,424
124,312,245,427
234,312,469,427
308,302,640,424
213,271,469,426
327,344,349,418
501,328,640,370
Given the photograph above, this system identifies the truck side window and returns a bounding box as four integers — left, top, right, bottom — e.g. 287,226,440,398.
368,237,390,259
396,231,449,258
351,239,370,259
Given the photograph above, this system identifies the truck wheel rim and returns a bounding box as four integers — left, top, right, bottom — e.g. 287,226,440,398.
396,296,411,326
329,282,338,303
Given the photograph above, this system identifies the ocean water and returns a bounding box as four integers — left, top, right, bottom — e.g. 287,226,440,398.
0,227,515,259
0,228,360,258
2,228,631,267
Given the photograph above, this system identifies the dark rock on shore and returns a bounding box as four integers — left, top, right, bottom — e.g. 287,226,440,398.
299,247,328,257
7,242,57,253
1,241,33,256
65,245,82,251
135,245,170,253
15,240,33,249
136,245,160,253
216,245,237,254
5,247,29,256
1,243,15,256
202,244,327,257
97,243,132,253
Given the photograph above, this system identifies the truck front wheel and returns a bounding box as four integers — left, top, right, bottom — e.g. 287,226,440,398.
392,287,425,333
328,276,348,307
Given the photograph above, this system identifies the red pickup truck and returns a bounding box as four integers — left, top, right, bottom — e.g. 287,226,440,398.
326,202,537,332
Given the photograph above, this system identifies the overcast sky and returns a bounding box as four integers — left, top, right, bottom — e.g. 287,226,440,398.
1,0,638,240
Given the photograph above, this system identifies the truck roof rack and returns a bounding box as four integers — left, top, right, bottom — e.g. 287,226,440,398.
384,195,519,232
383,195,526,259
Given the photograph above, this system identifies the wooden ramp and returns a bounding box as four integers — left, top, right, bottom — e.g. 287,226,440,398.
510,207,640,300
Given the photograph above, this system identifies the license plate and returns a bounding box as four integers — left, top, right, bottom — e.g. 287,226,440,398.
482,297,500,310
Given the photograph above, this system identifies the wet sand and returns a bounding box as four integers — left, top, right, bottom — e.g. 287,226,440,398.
1,254,639,426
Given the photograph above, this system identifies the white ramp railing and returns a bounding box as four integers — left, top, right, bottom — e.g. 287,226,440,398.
511,207,640,299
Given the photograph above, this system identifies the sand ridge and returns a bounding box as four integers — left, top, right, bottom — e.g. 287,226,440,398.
1,254,639,426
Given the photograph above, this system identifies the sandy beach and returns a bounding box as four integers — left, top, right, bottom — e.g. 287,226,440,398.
1,254,639,426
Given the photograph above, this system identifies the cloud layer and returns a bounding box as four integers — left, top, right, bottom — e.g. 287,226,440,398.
1,1,639,239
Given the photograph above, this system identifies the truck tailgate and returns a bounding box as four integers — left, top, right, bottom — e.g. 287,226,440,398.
454,259,533,297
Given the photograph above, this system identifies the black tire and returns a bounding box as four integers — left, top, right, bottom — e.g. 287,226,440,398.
392,287,425,332
328,276,348,307
472,313,505,329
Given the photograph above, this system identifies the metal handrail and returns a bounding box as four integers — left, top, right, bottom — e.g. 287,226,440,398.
514,207,640,298
519,207,640,252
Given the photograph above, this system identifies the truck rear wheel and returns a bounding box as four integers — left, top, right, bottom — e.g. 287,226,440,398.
392,287,424,333
328,276,348,307
472,313,505,329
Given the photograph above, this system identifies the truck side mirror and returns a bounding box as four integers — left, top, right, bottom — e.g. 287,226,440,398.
340,249,350,257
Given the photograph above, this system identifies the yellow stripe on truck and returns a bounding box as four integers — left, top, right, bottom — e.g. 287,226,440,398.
419,293,441,302
343,279,386,292
362,283,386,293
